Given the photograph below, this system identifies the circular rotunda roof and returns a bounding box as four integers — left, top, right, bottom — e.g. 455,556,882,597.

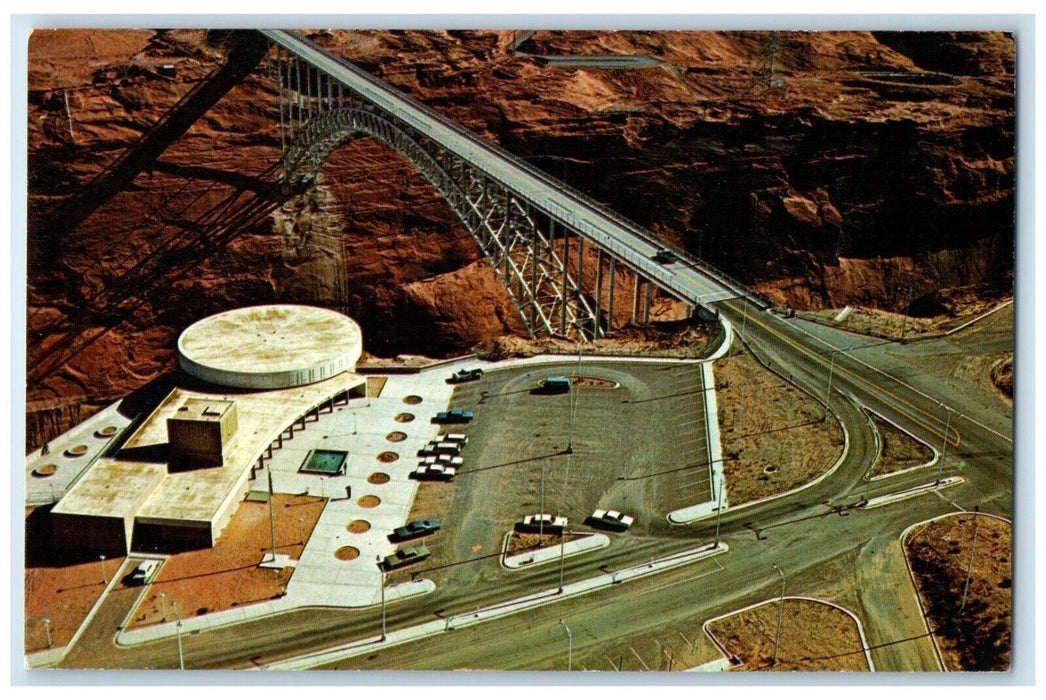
177,305,362,389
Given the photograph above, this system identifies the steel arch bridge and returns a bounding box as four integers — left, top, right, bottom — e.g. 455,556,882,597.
264,30,762,341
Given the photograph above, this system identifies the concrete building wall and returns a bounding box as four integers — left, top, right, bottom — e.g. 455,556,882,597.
51,512,130,556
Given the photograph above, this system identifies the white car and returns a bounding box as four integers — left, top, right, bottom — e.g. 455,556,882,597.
590,509,634,531
519,513,568,532
435,454,464,467
129,559,160,585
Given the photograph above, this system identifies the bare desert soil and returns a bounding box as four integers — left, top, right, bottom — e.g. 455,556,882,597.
124,493,325,629
799,287,1011,341
905,513,1011,671
714,348,843,504
706,598,870,671
868,411,934,478
24,538,126,652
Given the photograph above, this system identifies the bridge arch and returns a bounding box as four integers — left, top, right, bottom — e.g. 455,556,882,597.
281,107,605,339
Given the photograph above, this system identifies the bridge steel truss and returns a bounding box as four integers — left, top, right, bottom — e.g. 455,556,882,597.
266,43,695,341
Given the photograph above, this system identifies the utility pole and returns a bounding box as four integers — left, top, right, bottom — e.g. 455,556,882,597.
959,507,981,615
100,554,107,584
43,618,52,649
159,592,167,622
772,563,785,666
559,618,573,671
298,516,305,545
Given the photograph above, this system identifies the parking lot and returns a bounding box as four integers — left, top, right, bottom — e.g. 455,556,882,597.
405,359,711,588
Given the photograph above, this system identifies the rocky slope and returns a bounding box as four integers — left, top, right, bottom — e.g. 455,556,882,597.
25,29,1014,449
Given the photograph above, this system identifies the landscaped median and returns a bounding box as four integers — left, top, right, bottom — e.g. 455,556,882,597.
500,530,609,569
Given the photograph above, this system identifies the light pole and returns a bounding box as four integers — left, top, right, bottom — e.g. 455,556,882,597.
713,472,725,547
99,554,107,584
297,516,305,545
172,600,184,670
772,563,785,666
559,618,573,671
539,462,545,542
558,529,567,594
959,507,981,615
377,556,387,642
937,406,954,485
43,618,52,649
159,592,167,622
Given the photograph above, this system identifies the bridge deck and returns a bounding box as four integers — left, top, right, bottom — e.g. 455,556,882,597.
263,30,749,310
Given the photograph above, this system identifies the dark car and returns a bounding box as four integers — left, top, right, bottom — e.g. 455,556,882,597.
383,544,431,570
447,368,484,384
390,518,441,543
434,408,474,424
653,249,677,264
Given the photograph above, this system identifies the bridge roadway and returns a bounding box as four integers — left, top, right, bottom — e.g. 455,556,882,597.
262,29,745,309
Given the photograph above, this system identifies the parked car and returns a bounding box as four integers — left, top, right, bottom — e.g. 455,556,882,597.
541,376,571,393
434,409,474,424
412,464,457,481
128,559,160,586
434,454,464,467
447,368,484,384
418,441,461,457
440,433,468,445
518,513,568,533
390,519,441,543
588,509,635,531
653,248,677,264
383,544,431,570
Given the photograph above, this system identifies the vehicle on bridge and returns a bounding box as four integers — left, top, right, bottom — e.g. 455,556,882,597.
383,544,431,571
434,409,474,424
587,509,634,532
389,519,441,543
447,368,484,384
652,249,678,264
517,513,568,533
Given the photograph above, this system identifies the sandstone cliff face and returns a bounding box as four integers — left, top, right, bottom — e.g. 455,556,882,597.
26,29,1014,449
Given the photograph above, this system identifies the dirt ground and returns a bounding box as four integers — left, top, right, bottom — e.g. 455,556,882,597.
868,412,935,478
905,513,1011,671
505,531,583,554
124,493,326,629
474,317,717,361
24,540,127,652
714,348,844,504
705,598,870,671
799,293,1011,341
